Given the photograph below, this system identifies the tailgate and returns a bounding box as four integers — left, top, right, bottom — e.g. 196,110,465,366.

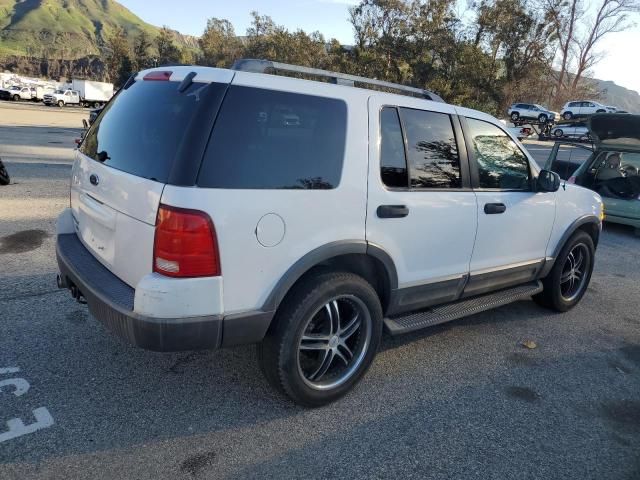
70,151,162,288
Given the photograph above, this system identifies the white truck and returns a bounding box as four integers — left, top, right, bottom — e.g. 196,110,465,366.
43,80,113,108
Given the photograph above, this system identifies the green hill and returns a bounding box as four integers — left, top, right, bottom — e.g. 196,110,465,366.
0,0,196,58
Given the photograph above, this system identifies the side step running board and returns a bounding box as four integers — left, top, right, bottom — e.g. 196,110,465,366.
384,281,543,336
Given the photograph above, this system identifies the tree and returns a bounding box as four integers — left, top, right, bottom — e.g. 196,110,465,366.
244,12,328,67
156,26,182,65
545,0,639,104
132,31,152,71
116,54,134,87
104,26,130,84
199,18,243,67
570,0,640,91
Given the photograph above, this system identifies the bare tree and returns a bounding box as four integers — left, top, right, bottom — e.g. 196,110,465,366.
546,0,639,104
570,0,640,91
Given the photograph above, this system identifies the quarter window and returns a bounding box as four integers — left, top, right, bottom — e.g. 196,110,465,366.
380,107,408,188
198,86,347,189
400,108,462,189
466,118,531,190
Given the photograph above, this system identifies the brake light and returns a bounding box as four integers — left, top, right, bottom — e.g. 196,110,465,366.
568,176,576,184
143,71,172,81
153,205,220,278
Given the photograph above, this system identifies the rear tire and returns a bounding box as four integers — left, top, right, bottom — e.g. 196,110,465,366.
534,231,595,312
258,271,382,407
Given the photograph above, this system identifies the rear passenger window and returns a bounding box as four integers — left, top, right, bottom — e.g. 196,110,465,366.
380,107,408,188
466,118,530,190
400,108,462,189
198,86,347,189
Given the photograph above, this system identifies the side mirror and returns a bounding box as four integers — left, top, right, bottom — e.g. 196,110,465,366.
537,169,561,192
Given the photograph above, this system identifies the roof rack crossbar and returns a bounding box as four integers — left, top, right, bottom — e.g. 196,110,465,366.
231,58,444,103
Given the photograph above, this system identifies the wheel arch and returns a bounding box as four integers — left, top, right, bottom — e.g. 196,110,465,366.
261,241,398,316
541,215,600,278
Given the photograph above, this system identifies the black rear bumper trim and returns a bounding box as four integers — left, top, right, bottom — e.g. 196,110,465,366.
56,233,222,351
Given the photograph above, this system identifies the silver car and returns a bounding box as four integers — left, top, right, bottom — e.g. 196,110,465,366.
550,122,591,141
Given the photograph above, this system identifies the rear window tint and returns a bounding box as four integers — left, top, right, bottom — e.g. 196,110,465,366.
80,80,225,183
198,86,347,189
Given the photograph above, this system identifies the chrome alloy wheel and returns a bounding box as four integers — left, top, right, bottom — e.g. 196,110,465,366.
560,243,590,302
297,295,372,391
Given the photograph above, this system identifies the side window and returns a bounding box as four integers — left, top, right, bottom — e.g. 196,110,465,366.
569,102,579,108
198,86,347,189
400,108,462,189
466,118,531,190
380,107,408,188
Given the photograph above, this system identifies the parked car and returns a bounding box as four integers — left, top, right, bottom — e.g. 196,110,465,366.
43,89,81,107
560,101,615,120
0,85,36,101
507,103,557,123
56,61,602,406
0,158,9,185
547,113,639,235
550,122,591,141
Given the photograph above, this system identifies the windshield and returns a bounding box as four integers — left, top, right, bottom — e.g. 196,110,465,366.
55,90,64,94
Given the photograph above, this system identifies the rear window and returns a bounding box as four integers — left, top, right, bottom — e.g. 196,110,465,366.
197,86,347,189
80,80,226,183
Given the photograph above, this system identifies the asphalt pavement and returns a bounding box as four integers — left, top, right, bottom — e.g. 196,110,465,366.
0,102,638,479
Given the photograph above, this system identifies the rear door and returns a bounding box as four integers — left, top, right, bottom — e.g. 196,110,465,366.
72,69,232,287
366,96,478,313
461,114,555,296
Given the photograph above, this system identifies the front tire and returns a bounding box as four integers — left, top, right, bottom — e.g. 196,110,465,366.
534,231,595,312
12,95,19,101
258,272,383,407
554,129,564,137
57,100,64,107
563,112,573,120
511,112,520,121
538,114,548,123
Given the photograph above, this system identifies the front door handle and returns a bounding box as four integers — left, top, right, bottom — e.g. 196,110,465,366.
484,203,506,214
377,205,409,218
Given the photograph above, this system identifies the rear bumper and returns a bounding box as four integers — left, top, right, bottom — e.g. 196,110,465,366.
56,233,272,351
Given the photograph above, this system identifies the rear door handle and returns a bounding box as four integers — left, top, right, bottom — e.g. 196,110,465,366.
377,205,409,218
484,203,507,214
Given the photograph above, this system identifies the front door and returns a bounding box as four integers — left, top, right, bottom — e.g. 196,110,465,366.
366,96,478,314
460,115,556,296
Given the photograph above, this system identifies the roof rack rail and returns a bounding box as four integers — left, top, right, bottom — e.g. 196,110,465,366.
231,59,445,103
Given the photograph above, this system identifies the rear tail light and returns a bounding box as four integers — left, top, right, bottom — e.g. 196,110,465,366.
143,71,172,81
153,205,221,278
567,176,576,184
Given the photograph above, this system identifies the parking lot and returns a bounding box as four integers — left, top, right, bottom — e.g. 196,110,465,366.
0,101,638,479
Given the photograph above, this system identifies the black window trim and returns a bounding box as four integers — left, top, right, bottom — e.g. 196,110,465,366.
378,105,472,192
459,115,535,192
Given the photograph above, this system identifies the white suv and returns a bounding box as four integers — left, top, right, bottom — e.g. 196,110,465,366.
56,60,603,406
561,100,614,120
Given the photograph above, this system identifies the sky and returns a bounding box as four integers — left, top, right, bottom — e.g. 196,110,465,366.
118,0,640,94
